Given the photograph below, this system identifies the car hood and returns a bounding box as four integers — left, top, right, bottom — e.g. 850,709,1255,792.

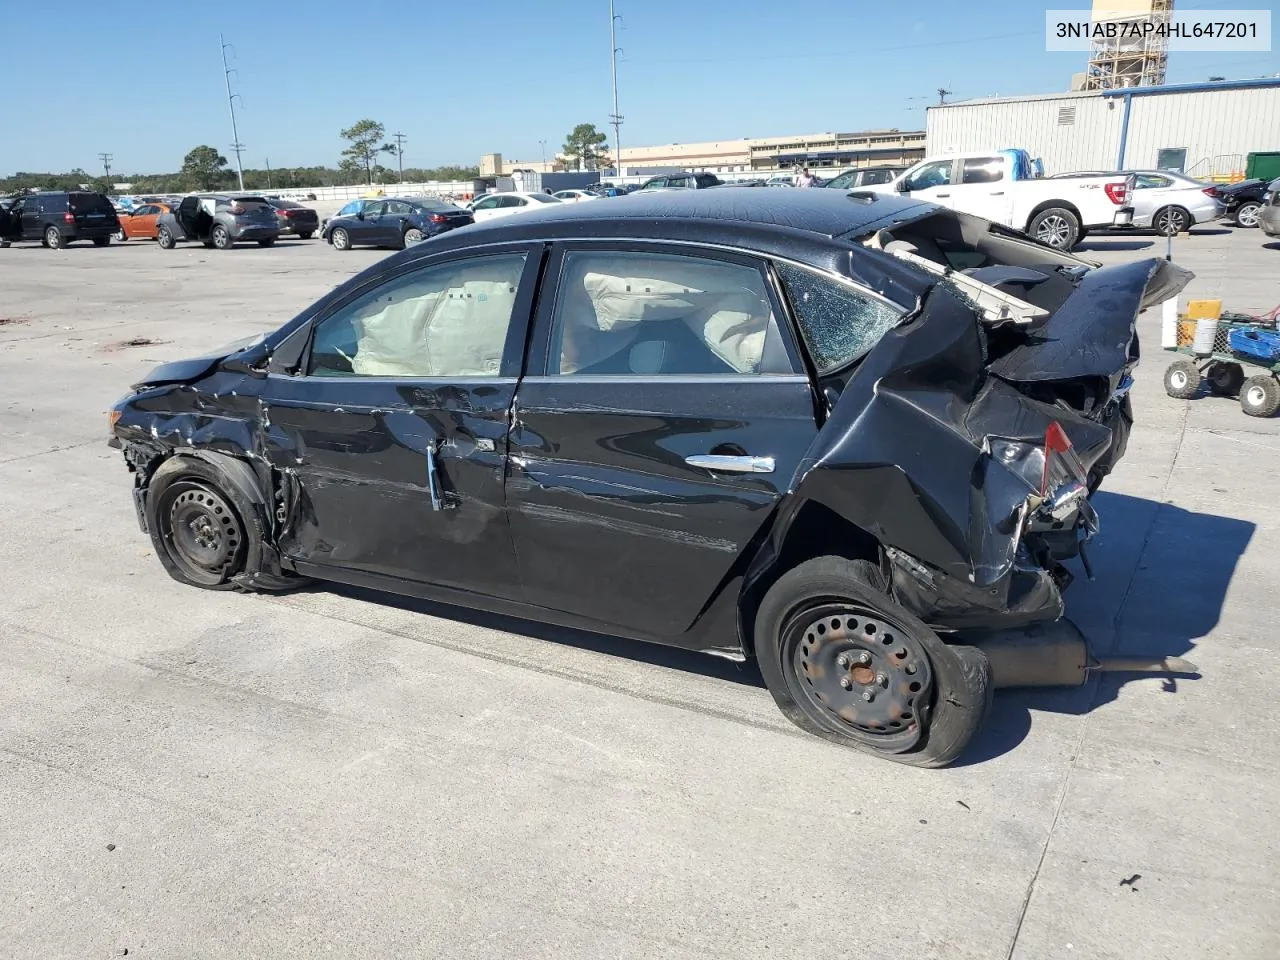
132,333,268,388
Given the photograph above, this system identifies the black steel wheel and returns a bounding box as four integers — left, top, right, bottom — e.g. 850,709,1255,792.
754,556,991,767
155,479,246,588
1240,375,1280,418
93,236,110,246
1163,358,1200,399
1206,361,1245,397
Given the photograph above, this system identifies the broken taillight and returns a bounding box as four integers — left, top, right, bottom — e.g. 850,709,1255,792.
1104,182,1128,205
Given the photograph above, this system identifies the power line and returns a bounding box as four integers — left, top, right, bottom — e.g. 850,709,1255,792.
220,34,246,191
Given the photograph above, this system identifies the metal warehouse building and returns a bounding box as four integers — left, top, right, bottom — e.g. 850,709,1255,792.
926,78,1280,179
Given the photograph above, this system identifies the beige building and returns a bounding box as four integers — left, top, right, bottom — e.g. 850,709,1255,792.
499,128,925,176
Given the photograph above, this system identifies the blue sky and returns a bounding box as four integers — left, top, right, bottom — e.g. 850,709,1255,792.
4,0,1277,175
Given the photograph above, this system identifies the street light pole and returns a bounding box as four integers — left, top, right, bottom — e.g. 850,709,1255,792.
539,139,547,169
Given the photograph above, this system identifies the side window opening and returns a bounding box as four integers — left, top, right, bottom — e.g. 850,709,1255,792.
549,251,796,377
308,254,527,378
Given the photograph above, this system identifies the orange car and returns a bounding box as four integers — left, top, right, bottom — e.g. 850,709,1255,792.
116,202,172,241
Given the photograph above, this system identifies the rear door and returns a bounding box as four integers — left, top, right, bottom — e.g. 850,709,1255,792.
506,242,819,643
944,156,1013,223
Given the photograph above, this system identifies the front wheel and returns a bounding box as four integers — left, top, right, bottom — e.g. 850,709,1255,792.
753,556,991,768
257,237,276,247
157,225,175,249
1028,207,1080,250
115,228,128,242
93,236,110,247
1155,206,1190,236
297,231,314,240
1235,202,1262,228
146,459,250,590
330,227,351,251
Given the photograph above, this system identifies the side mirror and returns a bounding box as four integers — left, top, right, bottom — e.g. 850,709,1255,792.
895,180,910,193
356,211,365,220
221,340,272,379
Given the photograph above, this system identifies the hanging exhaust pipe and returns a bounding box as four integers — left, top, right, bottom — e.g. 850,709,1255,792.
964,619,1199,689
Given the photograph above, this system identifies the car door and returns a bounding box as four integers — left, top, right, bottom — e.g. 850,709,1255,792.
18,197,43,240
897,159,956,206
353,200,387,242
126,204,160,238
259,245,540,592
469,195,503,222
376,199,412,244
505,242,820,643
948,156,1012,223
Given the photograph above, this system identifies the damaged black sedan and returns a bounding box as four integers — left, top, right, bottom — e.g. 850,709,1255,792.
108,189,1191,766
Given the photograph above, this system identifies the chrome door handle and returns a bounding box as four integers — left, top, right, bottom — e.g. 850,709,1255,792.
935,192,950,198
685,454,775,474
425,441,445,510
990,191,1005,195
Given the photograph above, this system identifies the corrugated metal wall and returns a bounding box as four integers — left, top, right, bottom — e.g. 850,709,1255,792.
927,87,1280,175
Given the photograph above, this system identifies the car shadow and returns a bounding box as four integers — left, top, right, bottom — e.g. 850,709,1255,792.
1075,239,1156,252
956,490,1254,765
1263,241,1280,252
311,490,1252,765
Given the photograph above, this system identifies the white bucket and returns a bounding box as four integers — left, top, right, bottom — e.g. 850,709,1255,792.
1193,318,1219,356
1161,298,1179,349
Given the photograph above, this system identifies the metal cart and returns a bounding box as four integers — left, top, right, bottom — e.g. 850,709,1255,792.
1163,319,1280,417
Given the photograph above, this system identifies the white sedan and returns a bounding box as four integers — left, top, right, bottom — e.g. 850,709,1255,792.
552,189,598,203
468,191,562,222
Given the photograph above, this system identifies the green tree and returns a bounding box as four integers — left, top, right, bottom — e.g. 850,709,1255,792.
561,123,611,172
339,119,395,185
180,146,229,190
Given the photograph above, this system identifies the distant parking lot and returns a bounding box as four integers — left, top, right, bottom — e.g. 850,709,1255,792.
2,225,1278,958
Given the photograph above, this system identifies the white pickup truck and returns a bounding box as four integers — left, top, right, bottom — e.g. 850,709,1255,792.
863,152,1133,250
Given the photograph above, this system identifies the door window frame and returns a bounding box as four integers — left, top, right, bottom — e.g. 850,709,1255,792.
272,242,546,382
524,240,809,381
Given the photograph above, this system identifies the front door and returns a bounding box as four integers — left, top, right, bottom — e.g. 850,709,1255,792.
352,200,387,242
259,246,539,594
506,243,820,643
898,158,956,208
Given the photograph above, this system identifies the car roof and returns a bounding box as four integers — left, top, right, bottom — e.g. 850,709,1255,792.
447,187,936,241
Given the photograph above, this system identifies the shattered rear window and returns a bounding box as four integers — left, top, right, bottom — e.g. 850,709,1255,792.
776,263,904,374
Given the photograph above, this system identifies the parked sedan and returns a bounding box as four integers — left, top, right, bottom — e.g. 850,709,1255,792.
115,202,172,241
468,191,561,223
552,189,598,203
1261,187,1280,238
106,189,1190,767
267,199,320,239
1051,170,1223,235
1218,177,1273,228
323,196,474,250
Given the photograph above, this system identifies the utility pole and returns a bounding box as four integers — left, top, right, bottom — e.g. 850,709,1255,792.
609,0,623,175
98,153,113,187
265,157,272,189
937,86,952,105
539,139,547,169
392,132,407,182
220,34,246,191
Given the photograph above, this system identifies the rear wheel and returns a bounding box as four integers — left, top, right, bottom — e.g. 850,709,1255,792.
297,231,314,240
1155,206,1190,236
1241,376,1280,418
211,224,233,250
330,227,351,251
257,237,276,247
1206,361,1245,397
44,225,63,249
92,236,110,247
1235,201,1262,228
157,225,175,249
1163,359,1200,399
1028,207,1080,250
754,556,991,767
402,227,425,247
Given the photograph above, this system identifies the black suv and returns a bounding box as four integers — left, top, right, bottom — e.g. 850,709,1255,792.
0,191,120,249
